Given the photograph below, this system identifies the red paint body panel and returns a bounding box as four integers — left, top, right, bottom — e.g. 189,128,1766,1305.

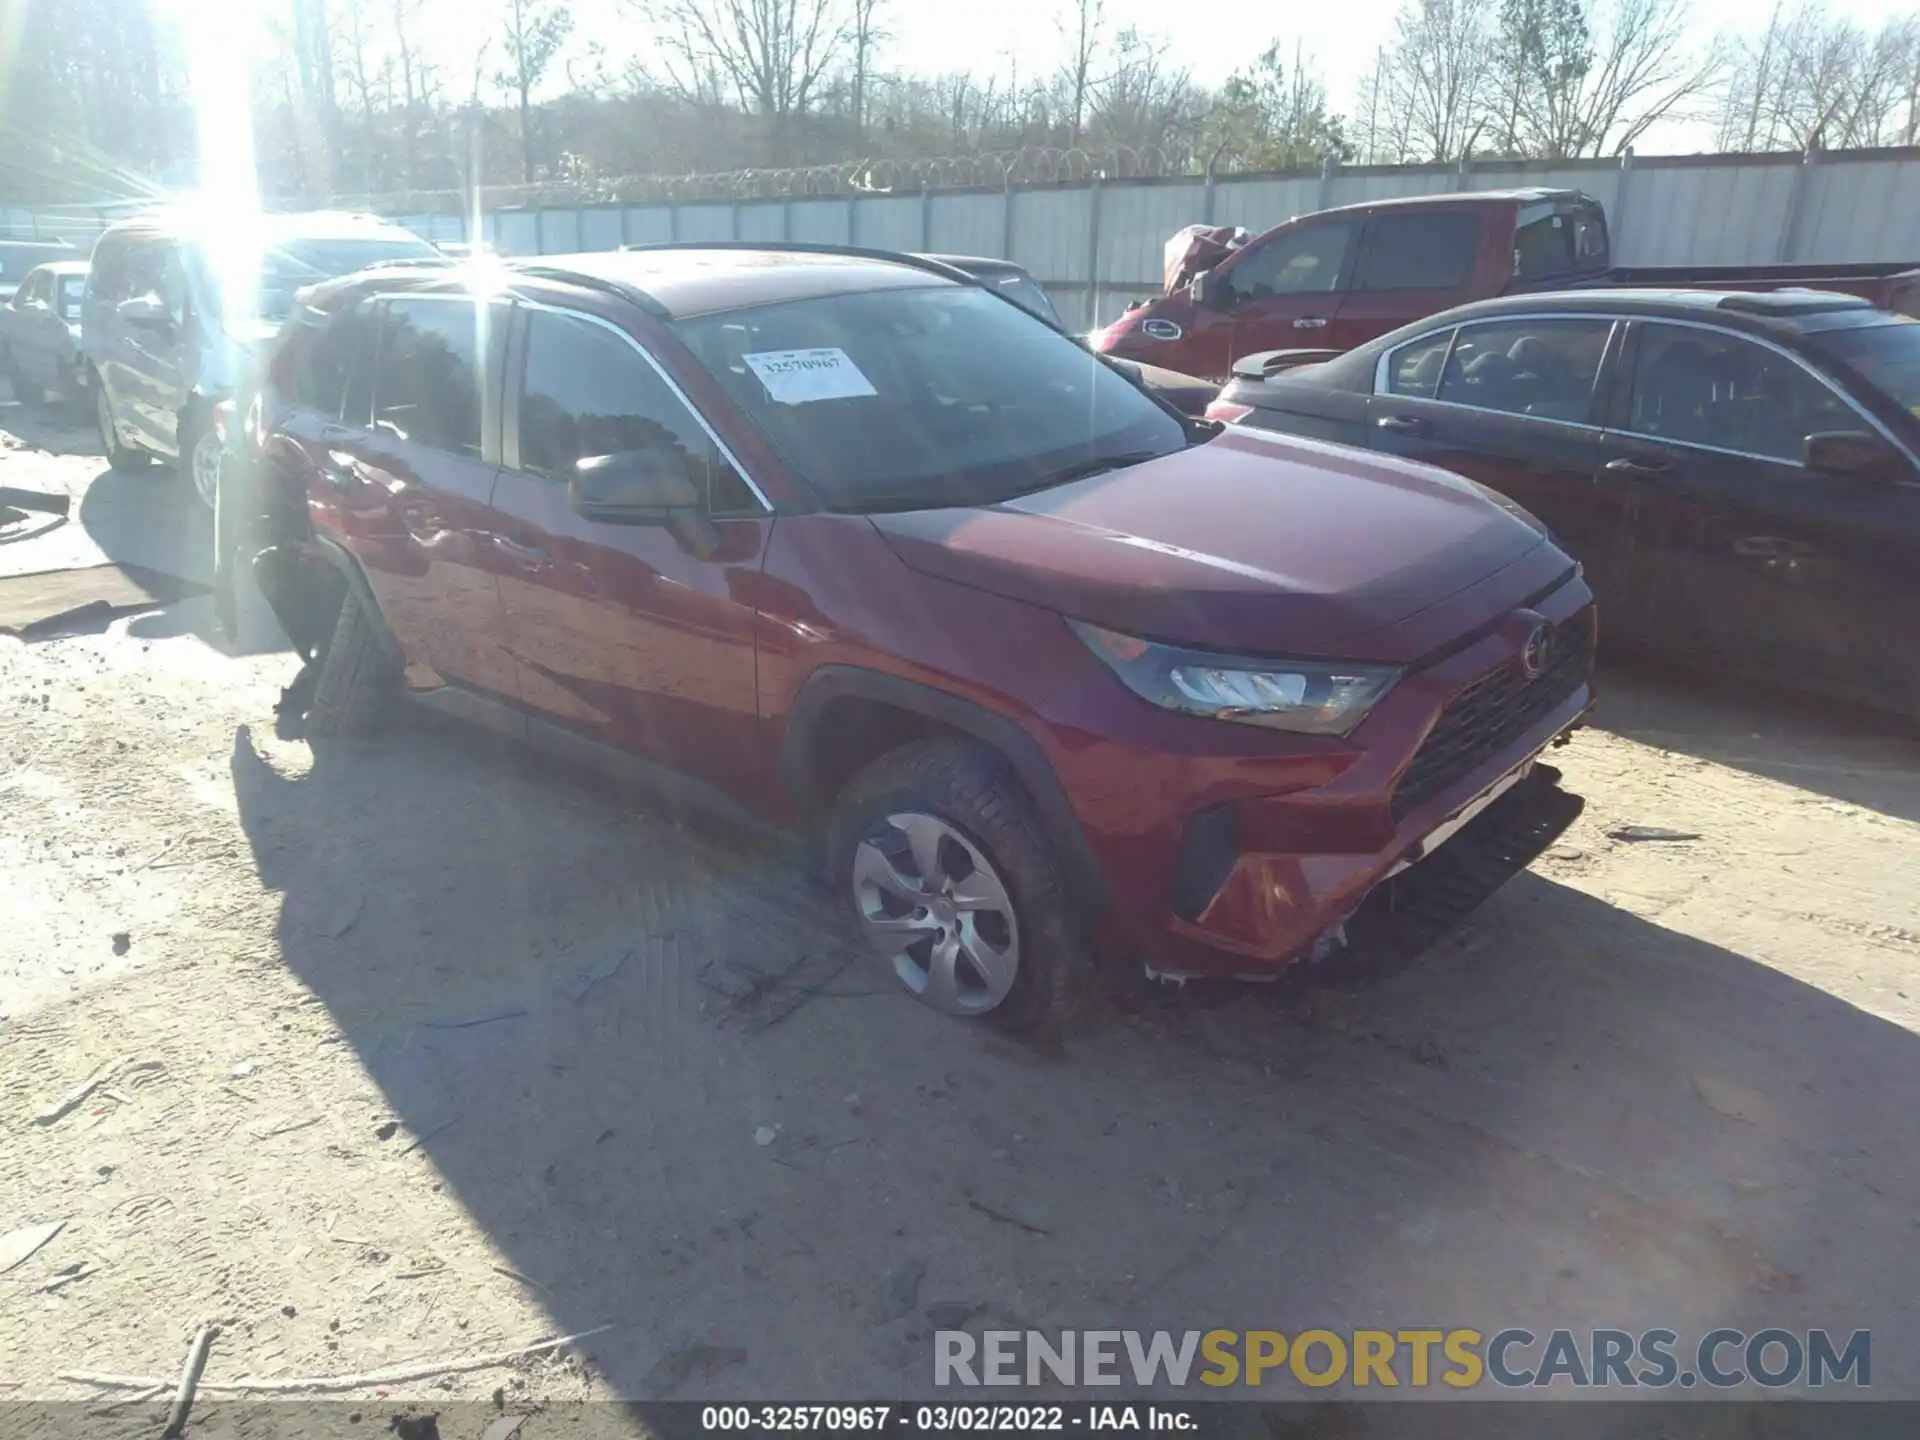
265,255,1598,982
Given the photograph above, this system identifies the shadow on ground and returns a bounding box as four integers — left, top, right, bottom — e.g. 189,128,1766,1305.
225,703,1920,1400
1591,654,1920,825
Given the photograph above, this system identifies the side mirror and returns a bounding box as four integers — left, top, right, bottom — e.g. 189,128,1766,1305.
117,294,172,330
1189,270,1213,309
1803,430,1902,482
569,448,702,523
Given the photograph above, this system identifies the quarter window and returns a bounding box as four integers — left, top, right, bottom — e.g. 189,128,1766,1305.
371,297,488,456
517,310,755,513
1435,318,1613,422
1627,324,1853,462
1383,331,1454,399
1351,212,1481,292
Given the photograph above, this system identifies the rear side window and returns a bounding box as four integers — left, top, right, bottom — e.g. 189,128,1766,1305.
371,297,487,456
88,239,127,303
1351,212,1480,292
1437,318,1613,421
516,309,757,513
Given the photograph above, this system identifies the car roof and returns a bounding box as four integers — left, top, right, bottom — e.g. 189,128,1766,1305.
1312,187,1589,221
919,253,1029,277
98,208,424,246
1390,286,1877,337
455,246,962,321
23,259,89,276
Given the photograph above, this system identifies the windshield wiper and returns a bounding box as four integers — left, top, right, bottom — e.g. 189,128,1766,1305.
1004,449,1164,499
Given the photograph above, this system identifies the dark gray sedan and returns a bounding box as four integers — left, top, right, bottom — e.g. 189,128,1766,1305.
0,259,89,406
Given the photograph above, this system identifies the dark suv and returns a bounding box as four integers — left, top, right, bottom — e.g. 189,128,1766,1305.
241,244,1596,1029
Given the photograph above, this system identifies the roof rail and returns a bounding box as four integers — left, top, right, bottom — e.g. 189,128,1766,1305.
504,260,672,318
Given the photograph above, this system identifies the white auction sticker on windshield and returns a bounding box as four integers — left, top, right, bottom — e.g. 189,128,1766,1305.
742,348,878,405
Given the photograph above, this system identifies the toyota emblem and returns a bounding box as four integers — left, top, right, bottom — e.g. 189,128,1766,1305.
1520,623,1553,680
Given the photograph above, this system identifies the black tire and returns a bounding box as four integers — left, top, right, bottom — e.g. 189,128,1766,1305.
304,588,397,737
1,347,35,407
92,370,147,471
828,736,1086,1034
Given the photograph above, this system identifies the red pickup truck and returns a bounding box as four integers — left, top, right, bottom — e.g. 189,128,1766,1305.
1090,188,1920,382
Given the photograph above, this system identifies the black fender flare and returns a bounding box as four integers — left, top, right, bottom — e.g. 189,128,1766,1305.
267,534,407,671
781,665,1109,918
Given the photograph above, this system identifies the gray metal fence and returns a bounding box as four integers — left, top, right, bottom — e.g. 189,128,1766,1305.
13,146,1920,330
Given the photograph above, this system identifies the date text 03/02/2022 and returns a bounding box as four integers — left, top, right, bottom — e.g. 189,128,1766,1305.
700,1406,1193,1432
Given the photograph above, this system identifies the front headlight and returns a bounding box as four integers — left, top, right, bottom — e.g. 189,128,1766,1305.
1072,620,1400,737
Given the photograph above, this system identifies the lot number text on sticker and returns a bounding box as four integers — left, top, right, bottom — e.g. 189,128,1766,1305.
743,348,878,405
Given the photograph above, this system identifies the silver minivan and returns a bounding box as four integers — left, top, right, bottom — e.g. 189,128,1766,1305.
82,209,441,507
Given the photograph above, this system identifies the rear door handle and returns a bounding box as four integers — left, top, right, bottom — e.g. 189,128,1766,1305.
1375,414,1431,437
1293,317,1330,330
1603,456,1672,479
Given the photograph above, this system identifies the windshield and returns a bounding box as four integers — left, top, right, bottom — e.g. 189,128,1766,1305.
57,275,83,320
192,234,440,322
676,283,1187,511
982,271,1062,326
1807,318,1920,420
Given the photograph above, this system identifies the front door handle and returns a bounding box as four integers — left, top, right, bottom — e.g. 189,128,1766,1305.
1603,456,1673,479
1375,414,1431,437
1293,317,1330,330
491,534,549,566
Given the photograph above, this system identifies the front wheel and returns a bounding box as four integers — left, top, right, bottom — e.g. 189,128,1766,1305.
183,411,222,512
94,375,148,471
828,737,1085,1033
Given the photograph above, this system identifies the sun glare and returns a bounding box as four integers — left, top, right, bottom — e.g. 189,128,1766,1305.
161,0,265,325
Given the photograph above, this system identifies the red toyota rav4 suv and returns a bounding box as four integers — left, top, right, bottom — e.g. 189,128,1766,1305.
240,244,1595,1031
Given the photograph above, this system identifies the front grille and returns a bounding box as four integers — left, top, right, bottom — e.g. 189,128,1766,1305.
1391,608,1595,823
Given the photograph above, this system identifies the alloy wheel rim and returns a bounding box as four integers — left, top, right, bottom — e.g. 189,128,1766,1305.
852,812,1020,1016
191,429,221,509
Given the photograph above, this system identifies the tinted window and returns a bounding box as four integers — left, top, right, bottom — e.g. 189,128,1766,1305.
88,239,128,303
1435,318,1612,421
677,284,1186,512
275,304,372,420
518,309,756,513
987,272,1060,327
1383,330,1454,399
1805,318,1920,419
1225,221,1354,300
1514,200,1609,281
371,297,487,456
1627,324,1852,462
1351,212,1480,291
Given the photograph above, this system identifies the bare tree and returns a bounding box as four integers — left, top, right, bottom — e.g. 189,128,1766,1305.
1718,2,1920,151
1567,0,1722,155
1375,0,1493,161
496,0,573,182
640,0,848,164
1056,0,1105,143
848,0,887,144
1203,42,1349,171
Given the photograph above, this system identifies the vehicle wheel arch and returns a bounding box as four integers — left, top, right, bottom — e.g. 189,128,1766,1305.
255,535,407,675
781,665,1109,920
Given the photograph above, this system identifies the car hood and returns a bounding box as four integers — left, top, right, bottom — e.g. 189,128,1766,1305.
869,427,1563,664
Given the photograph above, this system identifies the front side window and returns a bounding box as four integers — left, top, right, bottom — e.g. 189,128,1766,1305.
275,304,374,421
1351,212,1480,292
1382,330,1454,399
518,309,755,513
1627,323,1852,462
1436,318,1613,422
371,297,487,456
1224,221,1354,301
1804,317,1920,422
676,283,1186,512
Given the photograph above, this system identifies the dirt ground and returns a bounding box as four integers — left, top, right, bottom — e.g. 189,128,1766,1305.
4,388,1920,1429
